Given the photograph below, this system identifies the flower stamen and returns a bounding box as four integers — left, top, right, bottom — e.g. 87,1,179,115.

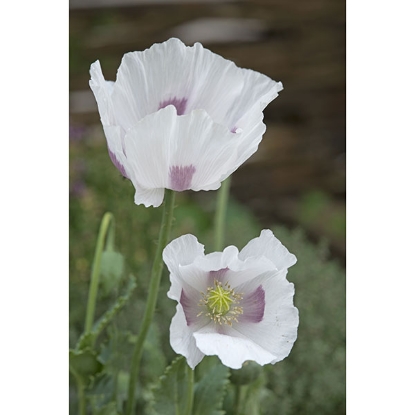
198,279,243,326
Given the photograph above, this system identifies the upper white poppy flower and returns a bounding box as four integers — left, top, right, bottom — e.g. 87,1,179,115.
162,229,298,369
90,38,283,207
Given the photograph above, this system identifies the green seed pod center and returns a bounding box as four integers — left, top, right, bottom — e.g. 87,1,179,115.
198,280,244,326
207,284,233,314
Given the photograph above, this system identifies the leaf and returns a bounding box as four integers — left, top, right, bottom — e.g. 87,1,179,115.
87,372,114,410
69,348,103,384
141,323,168,381
100,251,125,296
75,275,136,352
193,362,230,415
98,329,135,369
150,356,191,415
76,332,95,352
91,275,136,340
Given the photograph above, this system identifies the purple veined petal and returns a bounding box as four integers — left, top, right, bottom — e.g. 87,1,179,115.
89,60,116,125
226,69,283,128
232,269,299,364
194,246,240,274
180,288,204,326
197,252,275,289
101,125,130,181
180,289,196,326
122,106,240,206
239,229,297,271
133,187,165,208
108,148,129,178
110,39,247,129
219,106,266,181
169,165,196,191
159,97,188,115
239,285,265,323
109,38,281,130
178,264,211,295
208,268,229,285
193,327,277,369
170,303,206,369
163,234,206,281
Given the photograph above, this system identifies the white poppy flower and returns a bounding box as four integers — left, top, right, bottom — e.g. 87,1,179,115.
90,38,283,207
162,229,299,369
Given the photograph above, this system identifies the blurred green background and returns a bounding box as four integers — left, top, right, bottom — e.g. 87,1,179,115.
69,1,345,414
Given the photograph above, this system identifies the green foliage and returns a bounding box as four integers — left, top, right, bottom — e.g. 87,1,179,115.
148,357,191,415
225,373,271,415
298,190,346,240
94,402,120,415
148,357,230,415
263,225,346,415
193,362,230,415
70,246,138,414
76,275,136,351
100,251,125,296
91,275,136,341
69,348,103,385
141,323,168,382
230,361,262,386
86,373,115,411
70,135,345,415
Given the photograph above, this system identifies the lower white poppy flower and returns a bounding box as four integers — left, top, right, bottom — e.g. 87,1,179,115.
90,38,283,207
162,230,299,369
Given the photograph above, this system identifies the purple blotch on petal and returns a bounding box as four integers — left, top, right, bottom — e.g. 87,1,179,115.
180,289,197,326
159,97,188,116
240,285,265,323
108,149,129,179
169,165,196,191
208,268,229,284
231,127,238,133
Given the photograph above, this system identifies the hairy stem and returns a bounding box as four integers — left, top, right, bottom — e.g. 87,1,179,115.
184,364,194,415
214,177,231,251
69,365,86,415
126,190,176,415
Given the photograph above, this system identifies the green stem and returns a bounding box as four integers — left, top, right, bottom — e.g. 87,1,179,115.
214,176,231,251
70,366,86,415
234,384,242,415
106,216,115,252
184,364,194,415
84,212,115,334
77,379,86,415
126,189,176,415
111,323,119,403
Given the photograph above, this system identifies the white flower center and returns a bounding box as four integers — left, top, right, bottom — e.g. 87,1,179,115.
198,279,243,326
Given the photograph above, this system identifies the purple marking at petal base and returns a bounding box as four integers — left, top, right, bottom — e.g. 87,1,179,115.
180,289,197,326
159,97,188,115
169,165,196,191
208,268,229,284
108,149,129,178
240,285,265,323
231,127,238,133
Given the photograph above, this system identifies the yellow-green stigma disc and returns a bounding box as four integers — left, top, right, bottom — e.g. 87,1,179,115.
198,280,243,326
207,283,233,314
